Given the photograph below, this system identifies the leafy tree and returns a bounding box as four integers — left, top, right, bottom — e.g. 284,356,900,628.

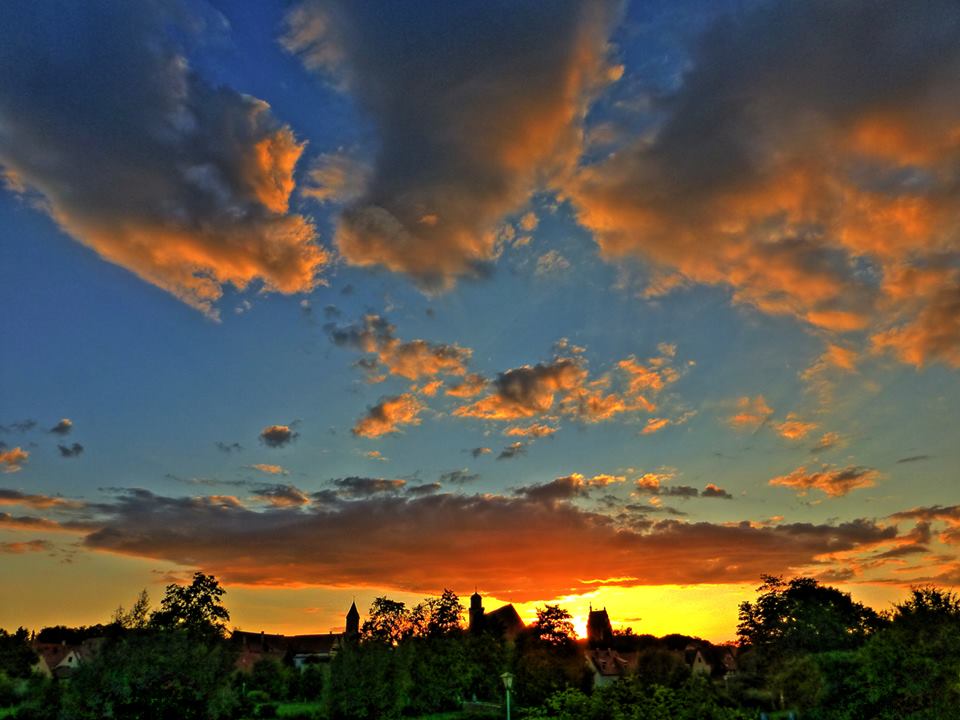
113,589,151,630
248,657,289,700
858,587,960,719
737,575,880,664
328,639,410,719
533,604,575,647
151,572,230,639
360,597,410,646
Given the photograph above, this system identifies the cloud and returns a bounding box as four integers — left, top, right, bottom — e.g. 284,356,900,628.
248,464,288,476
0,447,29,473
0,540,50,555
565,0,960,365
407,482,442,497
49,419,73,435
301,150,370,205
535,250,571,277
57,443,84,458
702,483,733,500
328,315,471,381
216,442,243,453
69,487,899,600
469,447,492,459
811,432,844,453
504,423,557,438
0,420,36,434
774,413,818,441
445,374,489,399
640,417,670,435
330,477,406,498
352,394,425,438
0,1,327,317
439,469,480,485
497,442,527,461
283,0,621,289
0,489,84,510
769,465,879,497
517,475,590,504
896,455,931,464
251,484,310,508
259,425,299,448
455,358,587,420
727,396,774,431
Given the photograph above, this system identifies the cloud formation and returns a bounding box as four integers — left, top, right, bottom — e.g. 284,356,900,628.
283,0,621,288
57,443,84,458
0,1,327,317
63,487,900,600
328,315,471,381
0,448,29,473
49,419,73,435
769,465,879,497
260,425,299,448
566,0,960,366
352,394,424,438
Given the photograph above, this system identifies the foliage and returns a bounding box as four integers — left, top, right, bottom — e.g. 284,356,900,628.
409,590,464,639
112,589,151,631
361,598,411,647
737,575,881,664
59,631,238,720
530,676,752,720
0,629,35,679
150,572,230,639
533,605,575,648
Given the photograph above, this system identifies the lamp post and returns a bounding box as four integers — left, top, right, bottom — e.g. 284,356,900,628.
500,671,514,720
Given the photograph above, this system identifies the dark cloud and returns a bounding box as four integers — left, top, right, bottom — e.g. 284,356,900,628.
57,443,84,458
331,477,406,498
0,420,37,434
49,419,73,435
469,447,492,459
516,475,589,504
407,482,442,497
701,483,733,500
323,304,341,320
259,425,298,448
283,0,621,289
0,489,85,510
497,442,527,461
896,455,931,464
0,0,327,317
67,488,899,601
215,442,243,453
661,485,699,499
439,469,480,485
252,484,310,508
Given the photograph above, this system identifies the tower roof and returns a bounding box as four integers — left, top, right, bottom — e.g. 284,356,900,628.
347,601,360,619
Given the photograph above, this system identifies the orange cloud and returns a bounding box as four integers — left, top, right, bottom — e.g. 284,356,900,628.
0,540,50,555
328,315,471,381
0,3,327,318
727,396,773,431
0,489,83,509
284,1,621,288
564,2,960,366
249,464,288,476
67,487,905,601
504,423,558,438
352,394,425,438
769,465,879,497
640,417,670,435
774,413,818,441
445,374,489,398
0,447,28,474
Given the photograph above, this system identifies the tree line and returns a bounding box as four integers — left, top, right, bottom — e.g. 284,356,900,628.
0,573,957,719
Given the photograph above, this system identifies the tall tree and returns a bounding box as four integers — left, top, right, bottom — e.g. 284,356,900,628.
151,572,230,639
737,575,880,663
533,605,575,647
361,597,410,646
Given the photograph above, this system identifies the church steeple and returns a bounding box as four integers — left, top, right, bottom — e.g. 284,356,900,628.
346,600,360,637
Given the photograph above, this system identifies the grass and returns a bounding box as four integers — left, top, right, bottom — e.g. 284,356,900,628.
276,701,325,717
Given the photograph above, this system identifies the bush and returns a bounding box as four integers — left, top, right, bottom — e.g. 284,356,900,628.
255,702,278,718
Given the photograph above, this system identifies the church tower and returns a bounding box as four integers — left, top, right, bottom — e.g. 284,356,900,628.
345,601,360,637
469,590,484,633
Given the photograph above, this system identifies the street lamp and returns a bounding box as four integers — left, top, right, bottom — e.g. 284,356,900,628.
500,672,514,720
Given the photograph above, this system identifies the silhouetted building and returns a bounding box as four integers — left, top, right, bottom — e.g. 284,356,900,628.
232,601,361,671
346,600,360,637
587,606,614,648
468,590,524,639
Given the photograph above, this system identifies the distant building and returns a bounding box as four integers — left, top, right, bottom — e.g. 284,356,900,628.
586,647,639,687
587,606,614,648
32,637,104,680
232,601,359,672
468,591,525,640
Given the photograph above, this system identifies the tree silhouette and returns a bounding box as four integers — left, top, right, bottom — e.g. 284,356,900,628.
533,604,576,647
150,572,230,639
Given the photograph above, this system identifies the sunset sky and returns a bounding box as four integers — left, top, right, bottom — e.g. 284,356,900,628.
2,0,959,642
